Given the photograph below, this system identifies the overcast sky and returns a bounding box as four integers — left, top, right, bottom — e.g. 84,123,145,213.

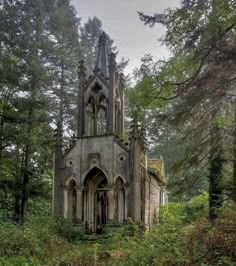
71,0,180,75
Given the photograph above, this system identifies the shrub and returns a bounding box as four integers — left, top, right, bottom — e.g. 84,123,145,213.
0,194,234,266
53,217,83,241
160,192,209,226
0,256,41,266
184,191,208,223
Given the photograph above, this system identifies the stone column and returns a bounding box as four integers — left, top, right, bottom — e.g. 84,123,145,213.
77,60,86,137
64,189,68,218
118,189,125,223
76,188,83,221
83,191,88,228
88,190,93,231
107,189,114,221
125,188,128,220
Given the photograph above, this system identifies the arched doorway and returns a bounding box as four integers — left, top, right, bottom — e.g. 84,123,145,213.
115,177,125,223
67,179,77,221
83,167,108,233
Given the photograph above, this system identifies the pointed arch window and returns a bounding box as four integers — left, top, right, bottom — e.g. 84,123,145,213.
86,96,95,136
115,177,125,223
67,179,77,221
97,95,107,135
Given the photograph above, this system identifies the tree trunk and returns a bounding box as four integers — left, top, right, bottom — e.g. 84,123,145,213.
208,122,224,221
232,101,236,201
14,146,23,220
20,105,33,220
0,105,4,164
0,89,10,173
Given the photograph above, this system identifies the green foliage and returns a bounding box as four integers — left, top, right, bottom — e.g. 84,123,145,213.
0,196,235,266
160,192,209,226
0,0,81,220
184,192,209,223
131,0,236,212
0,216,84,265
0,256,41,266
27,198,51,217
53,218,83,241
0,217,54,259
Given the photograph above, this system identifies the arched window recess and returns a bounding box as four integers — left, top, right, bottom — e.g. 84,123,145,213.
66,179,77,221
86,96,95,136
115,177,125,223
92,82,102,93
97,95,107,135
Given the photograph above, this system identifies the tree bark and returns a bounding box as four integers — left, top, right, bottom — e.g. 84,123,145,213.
208,122,224,221
14,146,23,220
232,101,236,201
20,102,33,220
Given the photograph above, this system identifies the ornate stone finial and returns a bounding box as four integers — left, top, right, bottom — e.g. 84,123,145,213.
98,31,107,46
78,60,86,79
109,52,116,71
129,118,147,149
94,32,109,78
69,134,76,148
54,121,63,149
77,61,86,137
138,126,147,149
129,117,139,141
120,72,125,89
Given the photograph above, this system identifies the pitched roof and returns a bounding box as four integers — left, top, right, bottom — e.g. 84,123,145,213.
148,158,166,185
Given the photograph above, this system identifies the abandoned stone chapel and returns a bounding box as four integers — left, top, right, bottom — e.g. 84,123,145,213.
53,32,167,233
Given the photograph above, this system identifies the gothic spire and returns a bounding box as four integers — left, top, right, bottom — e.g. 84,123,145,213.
94,31,109,78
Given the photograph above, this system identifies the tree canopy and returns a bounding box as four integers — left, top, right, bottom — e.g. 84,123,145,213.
127,0,236,218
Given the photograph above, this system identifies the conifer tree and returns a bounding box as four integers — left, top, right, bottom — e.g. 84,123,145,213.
0,0,81,219
131,0,236,219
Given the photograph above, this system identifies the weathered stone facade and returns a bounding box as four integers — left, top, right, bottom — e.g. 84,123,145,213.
53,32,166,233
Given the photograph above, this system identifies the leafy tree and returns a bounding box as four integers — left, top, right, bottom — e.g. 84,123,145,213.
8,0,55,220
47,0,80,136
129,0,236,219
0,0,81,220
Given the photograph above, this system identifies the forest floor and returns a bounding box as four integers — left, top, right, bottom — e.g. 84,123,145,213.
0,196,235,266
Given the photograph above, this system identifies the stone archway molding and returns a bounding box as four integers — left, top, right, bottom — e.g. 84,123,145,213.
82,166,109,233
114,175,128,186
81,164,109,186
64,176,77,188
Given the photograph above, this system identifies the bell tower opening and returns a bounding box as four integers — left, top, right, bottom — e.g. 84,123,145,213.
97,95,107,135
77,31,125,138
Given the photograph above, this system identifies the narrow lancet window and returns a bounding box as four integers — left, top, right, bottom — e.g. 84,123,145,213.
97,96,107,135
86,97,95,136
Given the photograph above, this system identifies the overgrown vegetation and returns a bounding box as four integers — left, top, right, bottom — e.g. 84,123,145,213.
0,193,235,265
0,0,236,265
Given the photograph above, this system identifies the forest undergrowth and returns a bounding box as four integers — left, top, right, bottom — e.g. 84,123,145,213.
0,193,235,266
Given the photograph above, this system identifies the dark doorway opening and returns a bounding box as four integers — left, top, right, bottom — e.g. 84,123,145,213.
83,167,109,233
